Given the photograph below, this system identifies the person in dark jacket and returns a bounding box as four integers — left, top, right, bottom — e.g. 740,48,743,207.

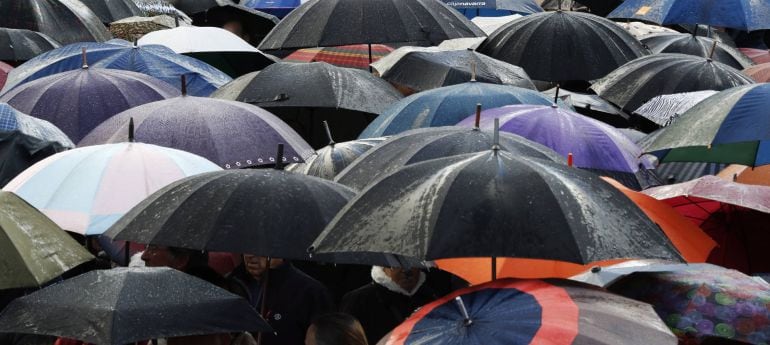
340,266,441,345
229,255,334,345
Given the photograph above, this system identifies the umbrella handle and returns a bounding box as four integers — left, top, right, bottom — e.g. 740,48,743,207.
454,296,473,326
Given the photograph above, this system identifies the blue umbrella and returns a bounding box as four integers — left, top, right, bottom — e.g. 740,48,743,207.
0,67,180,142
2,41,231,96
441,0,543,18
608,0,770,31
358,82,558,138
241,0,306,18
0,103,73,147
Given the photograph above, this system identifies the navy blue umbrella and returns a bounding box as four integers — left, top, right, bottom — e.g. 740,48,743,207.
0,67,180,142
241,0,305,18
441,0,543,18
608,0,770,31
358,82,558,138
2,41,231,97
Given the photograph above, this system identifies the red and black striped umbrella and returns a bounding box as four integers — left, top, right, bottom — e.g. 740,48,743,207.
284,44,394,70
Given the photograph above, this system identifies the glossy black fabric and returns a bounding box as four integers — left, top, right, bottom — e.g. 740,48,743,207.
0,28,60,63
0,0,112,45
0,131,66,188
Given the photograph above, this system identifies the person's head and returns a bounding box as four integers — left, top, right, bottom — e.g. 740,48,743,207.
382,267,422,292
222,20,244,36
305,313,368,345
141,244,208,271
242,254,285,281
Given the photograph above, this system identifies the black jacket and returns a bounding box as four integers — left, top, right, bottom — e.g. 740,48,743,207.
228,262,333,345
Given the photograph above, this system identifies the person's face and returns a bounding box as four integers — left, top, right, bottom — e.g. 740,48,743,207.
222,21,244,36
243,255,284,280
383,267,421,291
304,324,317,345
141,244,188,270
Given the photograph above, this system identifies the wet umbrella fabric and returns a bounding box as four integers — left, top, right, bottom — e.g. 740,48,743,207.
639,83,770,166
591,53,754,113
0,132,69,188
258,0,485,50
477,11,647,82
739,48,770,64
241,0,307,18
371,47,536,92
311,149,684,265
284,44,394,70
0,267,271,345
380,278,677,345
78,0,144,24
441,0,543,18
0,62,10,90
2,143,222,235
0,0,113,45
607,0,770,32
105,170,356,261
287,137,387,180
138,26,277,78
0,103,74,148
190,3,279,46
633,90,717,127
171,0,235,15
79,96,315,169
359,82,556,138
0,28,61,64
641,33,754,70
0,191,93,290
0,67,180,142
743,62,770,83
540,0,624,16
606,265,770,344
335,127,565,191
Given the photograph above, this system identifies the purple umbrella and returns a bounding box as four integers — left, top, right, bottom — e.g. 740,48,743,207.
0,66,179,142
457,104,659,189
79,96,315,169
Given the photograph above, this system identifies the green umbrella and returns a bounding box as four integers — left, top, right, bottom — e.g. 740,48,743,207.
0,191,93,290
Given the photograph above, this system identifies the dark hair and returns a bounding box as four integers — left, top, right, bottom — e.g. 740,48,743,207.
167,246,209,269
311,313,368,345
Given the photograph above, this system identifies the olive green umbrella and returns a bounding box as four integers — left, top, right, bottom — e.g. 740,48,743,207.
0,191,93,290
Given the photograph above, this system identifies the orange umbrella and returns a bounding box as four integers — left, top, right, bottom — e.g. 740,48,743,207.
743,62,770,83
717,164,770,186
436,177,716,285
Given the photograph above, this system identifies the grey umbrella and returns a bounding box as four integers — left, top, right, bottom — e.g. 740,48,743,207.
0,28,61,64
79,0,145,24
0,267,271,345
0,0,113,45
640,33,754,70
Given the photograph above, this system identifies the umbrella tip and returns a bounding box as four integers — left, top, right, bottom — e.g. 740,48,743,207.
81,47,88,69
128,117,135,142
323,121,335,146
567,152,573,167
474,103,482,130
553,84,560,106
590,266,601,273
274,143,285,170
454,296,473,327
180,75,187,96
492,118,500,151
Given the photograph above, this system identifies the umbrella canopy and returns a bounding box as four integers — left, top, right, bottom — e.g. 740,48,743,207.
286,137,387,180
190,3,279,46
371,47,536,93
380,279,677,345
615,21,678,40
0,267,271,345
0,191,93,290
0,103,74,148
241,0,307,18
0,0,112,45
79,96,315,169
739,48,770,64
469,15,522,35
606,265,770,344
591,53,754,113
0,28,61,64
540,0,624,16
477,11,647,82
633,90,718,127
607,0,770,31
359,82,556,138
335,126,564,191
257,0,485,50
639,83,770,166
570,260,712,287
743,62,770,83
542,87,629,127
284,44,394,70
210,62,403,147
456,104,659,189
105,170,355,261
138,26,277,77
79,0,144,24
442,0,543,18
0,67,180,143
641,33,754,70
3,143,221,235
0,131,67,193
0,62,10,90
310,149,684,265
718,164,770,187
170,0,233,14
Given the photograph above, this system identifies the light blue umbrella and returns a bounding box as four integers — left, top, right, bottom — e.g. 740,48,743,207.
608,0,770,31
0,103,73,147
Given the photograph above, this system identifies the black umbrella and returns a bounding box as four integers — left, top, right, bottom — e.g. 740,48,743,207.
541,0,624,16
190,2,279,46
591,53,754,112
0,28,61,64
478,10,647,82
170,0,232,15
335,125,565,191
0,0,112,45
257,0,485,51
640,33,754,70
210,62,403,148
79,0,144,24
310,148,684,265
371,47,536,92
0,131,68,188
0,267,271,345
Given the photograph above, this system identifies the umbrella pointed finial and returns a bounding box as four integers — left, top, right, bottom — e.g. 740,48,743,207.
474,103,482,129
323,120,335,146
454,296,473,326
470,59,477,82
180,75,187,96
174,12,180,27
274,143,285,170
567,152,573,167
492,118,500,151
708,41,718,60
128,117,135,142
553,84,560,107
81,47,88,69
133,38,138,48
